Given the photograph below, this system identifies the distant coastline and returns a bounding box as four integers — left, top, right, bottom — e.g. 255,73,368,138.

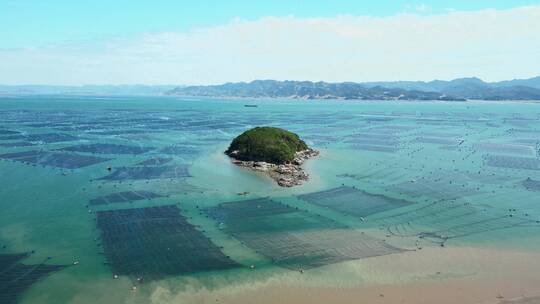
2,76,540,101
166,77,540,101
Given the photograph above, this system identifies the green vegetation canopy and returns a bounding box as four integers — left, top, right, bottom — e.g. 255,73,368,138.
226,127,309,164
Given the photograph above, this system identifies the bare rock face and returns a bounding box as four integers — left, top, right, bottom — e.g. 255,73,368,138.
230,149,319,187
226,127,318,187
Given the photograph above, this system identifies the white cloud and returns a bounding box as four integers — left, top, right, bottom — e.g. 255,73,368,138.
1,5,540,85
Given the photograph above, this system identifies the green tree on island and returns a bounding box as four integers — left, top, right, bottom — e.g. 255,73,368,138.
226,127,309,164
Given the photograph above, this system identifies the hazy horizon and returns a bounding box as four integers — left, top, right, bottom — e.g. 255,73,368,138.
1,75,539,88
2,3,540,303
1,1,540,85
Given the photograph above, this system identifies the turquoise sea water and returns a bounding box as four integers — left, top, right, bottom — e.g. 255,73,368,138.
0,96,539,304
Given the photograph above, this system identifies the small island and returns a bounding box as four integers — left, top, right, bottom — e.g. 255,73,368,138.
225,127,319,187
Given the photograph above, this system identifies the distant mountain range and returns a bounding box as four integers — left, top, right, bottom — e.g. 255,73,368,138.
362,77,540,100
167,76,540,101
2,76,540,100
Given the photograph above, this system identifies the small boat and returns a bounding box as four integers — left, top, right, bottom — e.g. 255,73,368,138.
244,104,258,108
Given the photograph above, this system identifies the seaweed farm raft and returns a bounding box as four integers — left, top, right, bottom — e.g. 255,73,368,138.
2,96,540,304
204,198,404,270
95,205,239,281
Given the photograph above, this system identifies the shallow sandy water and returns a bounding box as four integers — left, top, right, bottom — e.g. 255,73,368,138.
1,96,539,304
145,246,540,304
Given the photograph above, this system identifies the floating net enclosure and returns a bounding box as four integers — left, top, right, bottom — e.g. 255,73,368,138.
25,133,78,143
348,133,399,141
373,200,539,244
388,179,482,200
98,165,190,180
350,145,399,153
0,150,110,169
58,143,155,155
0,253,66,304
135,157,173,166
0,135,27,141
345,133,401,152
369,125,417,133
474,142,536,156
416,132,461,138
523,178,540,191
89,191,163,205
85,129,154,136
0,130,20,135
344,137,399,146
159,146,199,156
0,141,35,147
205,198,403,270
483,155,540,170
415,137,458,145
298,186,413,218
96,205,238,281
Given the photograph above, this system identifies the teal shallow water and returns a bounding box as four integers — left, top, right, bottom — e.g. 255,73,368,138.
0,96,539,303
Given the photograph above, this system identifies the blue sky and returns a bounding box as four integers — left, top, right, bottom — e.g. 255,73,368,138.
1,1,540,84
2,0,538,48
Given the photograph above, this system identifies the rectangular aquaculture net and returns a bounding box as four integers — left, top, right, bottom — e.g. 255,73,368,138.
159,146,199,155
373,200,539,243
388,179,482,200
483,155,540,170
0,141,35,147
135,157,173,166
0,130,20,135
345,133,400,150
58,143,155,155
298,186,413,218
523,178,540,191
205,198,403,270
96,205,238,281
344,137,399,146
98,165,190,180
89,191,164,205
350,145,399,153
369,125,417,133
0,253,66,304
415,137,458,145
474,142,536,156
25,133,78,143
0,135,26,141
0,150,110,169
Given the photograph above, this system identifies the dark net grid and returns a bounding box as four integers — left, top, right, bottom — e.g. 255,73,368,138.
0,253,66,304
205,198,403,270
523,178,540,191
98,165,190,180
58,143,155,155
373,200,539,243
0,150,110,169
96,205,238,281
135,157,173,166
89,191,164,205
298,186,413,218
484,155,540,170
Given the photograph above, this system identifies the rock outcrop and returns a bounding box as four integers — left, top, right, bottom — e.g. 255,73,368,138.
225,127,318,187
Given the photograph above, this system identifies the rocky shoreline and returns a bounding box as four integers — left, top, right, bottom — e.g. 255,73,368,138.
230,149,319,187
